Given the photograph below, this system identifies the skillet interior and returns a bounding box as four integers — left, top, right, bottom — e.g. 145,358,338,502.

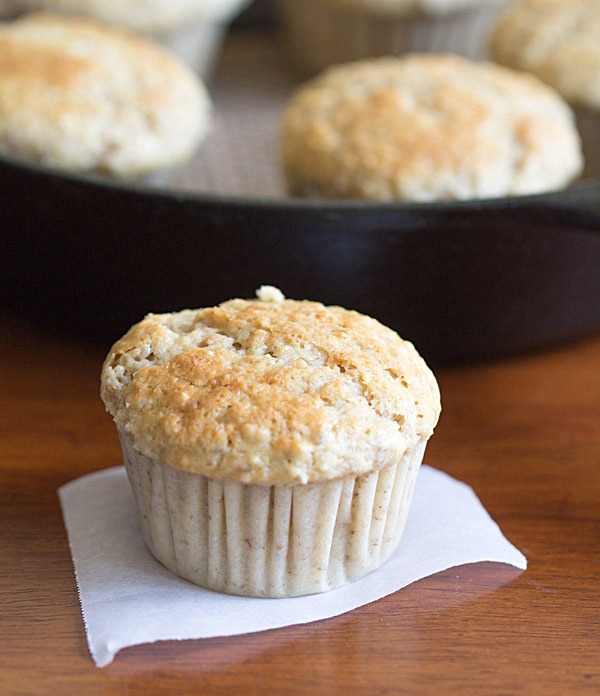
0,26,599,365
1,153,599,366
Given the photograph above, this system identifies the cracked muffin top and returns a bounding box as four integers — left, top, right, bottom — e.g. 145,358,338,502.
101,287,441,485
0,12,210,177
281,53,583,202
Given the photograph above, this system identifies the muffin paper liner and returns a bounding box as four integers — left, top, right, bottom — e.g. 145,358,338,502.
158,0,253,78
120,434,427,597
278,0,505,75
58,463,527,667
160,23,227,79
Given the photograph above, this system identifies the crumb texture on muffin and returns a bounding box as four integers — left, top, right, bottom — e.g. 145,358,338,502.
101,287,441,485
0,12,211,176
281,54,582,201
491,0,600,109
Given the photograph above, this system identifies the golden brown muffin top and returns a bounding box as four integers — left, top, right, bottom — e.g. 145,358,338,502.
281,54,582,202
101,287,441,485
491,0,600,110
0,12,210,176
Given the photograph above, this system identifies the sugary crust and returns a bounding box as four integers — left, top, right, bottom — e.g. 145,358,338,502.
315,0,503,18
490,0,600,110
0,13,211,176
0,1,250,32
101,288,441,485
281,54,583,202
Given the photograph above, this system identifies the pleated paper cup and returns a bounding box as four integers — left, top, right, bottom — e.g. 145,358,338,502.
159,22,227,80
278,0,506,76
120,433,427,598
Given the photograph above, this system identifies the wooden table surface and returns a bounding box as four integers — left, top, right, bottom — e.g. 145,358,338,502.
2,316,599,695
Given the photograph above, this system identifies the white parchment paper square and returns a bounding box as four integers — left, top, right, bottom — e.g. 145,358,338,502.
58,465,527,667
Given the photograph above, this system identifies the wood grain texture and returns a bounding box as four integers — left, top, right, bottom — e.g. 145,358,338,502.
1,316,599,695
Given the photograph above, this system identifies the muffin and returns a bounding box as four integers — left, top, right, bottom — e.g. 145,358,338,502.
277,0,509,76
281,54,583,202
0,0,252,76
0,12,211,178
491,0,600,178
100,286,441,598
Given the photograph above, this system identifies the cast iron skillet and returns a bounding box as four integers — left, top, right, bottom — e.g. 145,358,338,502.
1,153,599,366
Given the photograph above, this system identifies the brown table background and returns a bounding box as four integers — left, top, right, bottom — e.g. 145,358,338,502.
1,316,599,695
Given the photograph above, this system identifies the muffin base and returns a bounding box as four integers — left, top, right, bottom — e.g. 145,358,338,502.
120,434,427,598
278,0,505,75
